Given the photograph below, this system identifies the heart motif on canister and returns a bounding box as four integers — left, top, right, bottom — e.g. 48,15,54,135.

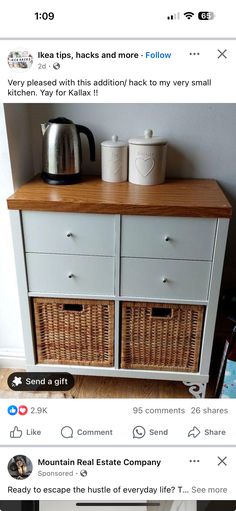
135,157,155,177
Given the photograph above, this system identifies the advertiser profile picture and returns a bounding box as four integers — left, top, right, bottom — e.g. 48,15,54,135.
8,454,33,480
8,50,33,69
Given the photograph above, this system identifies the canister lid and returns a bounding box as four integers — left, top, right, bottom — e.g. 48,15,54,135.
128,129,167,145
101,135,127,147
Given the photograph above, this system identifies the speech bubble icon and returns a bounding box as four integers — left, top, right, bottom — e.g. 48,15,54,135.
133,425,146,439
61,426,73,438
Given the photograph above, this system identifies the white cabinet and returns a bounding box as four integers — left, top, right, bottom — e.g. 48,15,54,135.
8,177,231,397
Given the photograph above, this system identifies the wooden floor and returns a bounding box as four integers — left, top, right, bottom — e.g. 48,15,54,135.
0,368,214,398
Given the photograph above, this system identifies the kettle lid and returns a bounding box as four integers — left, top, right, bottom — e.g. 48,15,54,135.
48,117,74,124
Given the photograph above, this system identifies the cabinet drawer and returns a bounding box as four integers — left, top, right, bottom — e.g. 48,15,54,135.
26,254,114,296
22,211,115,256
121,216,216,260
121,258,211,301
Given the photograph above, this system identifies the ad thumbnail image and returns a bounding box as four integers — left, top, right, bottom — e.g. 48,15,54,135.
1,502,236,511
0,103,236,399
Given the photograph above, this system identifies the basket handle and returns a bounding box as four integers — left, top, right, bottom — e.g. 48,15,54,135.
63,304,84,312
151,307,174,319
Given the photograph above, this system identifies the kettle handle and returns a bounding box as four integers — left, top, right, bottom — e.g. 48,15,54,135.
76,125,96,162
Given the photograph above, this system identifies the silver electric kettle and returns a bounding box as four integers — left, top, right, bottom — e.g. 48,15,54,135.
41,117,96,184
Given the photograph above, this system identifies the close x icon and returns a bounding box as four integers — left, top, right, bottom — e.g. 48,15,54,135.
217,456,227,466
217,49,227,58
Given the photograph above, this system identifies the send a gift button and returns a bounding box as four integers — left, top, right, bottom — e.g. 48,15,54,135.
7,372,74,391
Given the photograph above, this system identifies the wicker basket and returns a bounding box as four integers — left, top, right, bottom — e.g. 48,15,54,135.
121,302,204,372
33,298,114,366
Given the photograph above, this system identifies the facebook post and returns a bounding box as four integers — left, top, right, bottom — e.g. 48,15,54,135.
0,0,236,507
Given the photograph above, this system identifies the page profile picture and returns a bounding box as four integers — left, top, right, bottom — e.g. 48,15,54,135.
8,50,33,69
8,454,33,479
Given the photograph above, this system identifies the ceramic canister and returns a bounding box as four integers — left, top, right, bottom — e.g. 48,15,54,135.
101,135,128,182
128,129,167,185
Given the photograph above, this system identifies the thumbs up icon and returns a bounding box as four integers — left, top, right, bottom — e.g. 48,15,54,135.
10,426,23,438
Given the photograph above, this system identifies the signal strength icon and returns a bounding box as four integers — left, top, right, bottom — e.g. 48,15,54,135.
184,11,194,19
167,12,180,20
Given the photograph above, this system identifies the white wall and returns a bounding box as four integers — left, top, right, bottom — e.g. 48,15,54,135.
0,104,34,366
4,104,34,188
0,105,24,365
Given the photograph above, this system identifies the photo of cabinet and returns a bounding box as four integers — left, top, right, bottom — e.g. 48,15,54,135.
7,177,231,398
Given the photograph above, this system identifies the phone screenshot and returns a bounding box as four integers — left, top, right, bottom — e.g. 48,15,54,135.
0,0,236,507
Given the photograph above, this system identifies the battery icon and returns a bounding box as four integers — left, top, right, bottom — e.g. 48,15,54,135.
198,11,215,20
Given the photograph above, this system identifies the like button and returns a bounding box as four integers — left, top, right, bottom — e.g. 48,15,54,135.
10,426,23,438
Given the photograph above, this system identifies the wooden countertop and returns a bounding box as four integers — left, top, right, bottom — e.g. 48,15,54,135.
7,175,232,217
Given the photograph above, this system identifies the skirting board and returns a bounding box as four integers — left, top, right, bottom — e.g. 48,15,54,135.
0,349,26,368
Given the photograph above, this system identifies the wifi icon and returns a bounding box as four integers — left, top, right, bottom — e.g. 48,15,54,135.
184,11,194,19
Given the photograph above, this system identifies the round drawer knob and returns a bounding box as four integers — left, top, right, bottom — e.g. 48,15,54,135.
68,273,74,279
164,236,170,242
66,232,73,238
162,277,168,283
